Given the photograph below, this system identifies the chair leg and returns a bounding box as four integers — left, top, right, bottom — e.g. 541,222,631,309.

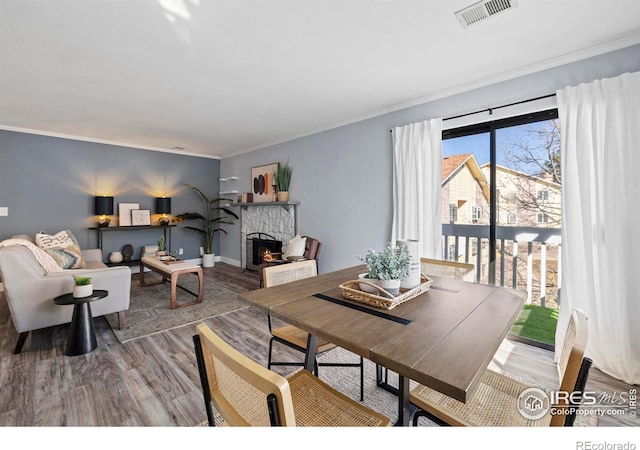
267,337,275,370
14,332,29,354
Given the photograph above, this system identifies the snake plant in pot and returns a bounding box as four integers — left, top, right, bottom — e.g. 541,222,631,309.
173,183,239,268
275,160,292,202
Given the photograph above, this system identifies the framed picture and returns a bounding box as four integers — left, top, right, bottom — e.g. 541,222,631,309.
118,202,140,226
251,163,279,202
131,209,151,226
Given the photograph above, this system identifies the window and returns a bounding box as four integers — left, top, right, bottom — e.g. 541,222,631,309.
507,213,517,224
537,189,549,201
537,212,549,223
471,205,482,221
449,203,458,223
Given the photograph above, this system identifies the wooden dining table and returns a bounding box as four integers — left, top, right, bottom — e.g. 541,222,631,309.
239,264,526,426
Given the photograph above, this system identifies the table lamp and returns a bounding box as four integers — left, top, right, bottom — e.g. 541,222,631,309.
156,197,172,225
94,196,114,228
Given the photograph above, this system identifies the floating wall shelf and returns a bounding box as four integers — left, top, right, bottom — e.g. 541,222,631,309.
219,176,239,182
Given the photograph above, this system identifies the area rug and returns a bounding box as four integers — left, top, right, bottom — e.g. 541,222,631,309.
105,273,247,344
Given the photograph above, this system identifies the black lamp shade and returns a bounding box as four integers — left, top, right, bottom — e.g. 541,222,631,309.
155,197,172,214
94,196,114,215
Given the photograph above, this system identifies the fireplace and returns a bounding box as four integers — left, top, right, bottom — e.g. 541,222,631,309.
246,232,283,272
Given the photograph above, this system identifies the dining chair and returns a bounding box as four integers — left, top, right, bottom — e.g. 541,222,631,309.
420,257,475,282
193,323,390,426
263,259,365,401
258,235,322,288
409,308,591,426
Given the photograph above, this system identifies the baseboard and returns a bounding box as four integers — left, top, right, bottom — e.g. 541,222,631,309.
218,256,241,267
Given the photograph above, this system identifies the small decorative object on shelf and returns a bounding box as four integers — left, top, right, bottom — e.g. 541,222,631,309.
122,244,134,262
109,251,123,264
73,275,93,298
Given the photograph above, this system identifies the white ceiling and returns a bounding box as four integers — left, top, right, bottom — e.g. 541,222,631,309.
1,0,640,159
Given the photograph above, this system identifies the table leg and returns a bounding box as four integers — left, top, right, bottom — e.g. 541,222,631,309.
140,261,146,286
304,333,318,374
66,302,97,356
397,375,411,427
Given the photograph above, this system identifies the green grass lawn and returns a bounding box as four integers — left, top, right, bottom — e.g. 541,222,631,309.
509,304,558,346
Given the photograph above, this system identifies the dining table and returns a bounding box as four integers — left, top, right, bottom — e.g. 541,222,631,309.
239,264,526,426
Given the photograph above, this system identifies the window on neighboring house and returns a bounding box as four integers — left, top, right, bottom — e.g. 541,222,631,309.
537,189,549,201
537,212,549,223
449,204,458,223
471,205,482,222
507,213,517,224
508,190,518,205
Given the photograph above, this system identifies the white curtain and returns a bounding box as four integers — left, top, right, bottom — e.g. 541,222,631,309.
391,119,443,258
556,71,640,384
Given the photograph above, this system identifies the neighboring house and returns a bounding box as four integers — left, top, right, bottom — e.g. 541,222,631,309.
480,164,561,227
441,153,489,226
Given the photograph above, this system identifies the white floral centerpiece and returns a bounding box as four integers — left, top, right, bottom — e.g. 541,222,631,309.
358,243,410,296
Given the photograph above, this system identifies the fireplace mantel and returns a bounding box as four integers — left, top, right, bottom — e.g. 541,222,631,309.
236,201,299,212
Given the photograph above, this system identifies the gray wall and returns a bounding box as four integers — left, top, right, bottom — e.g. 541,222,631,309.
0,132,221,261
220,44,640,274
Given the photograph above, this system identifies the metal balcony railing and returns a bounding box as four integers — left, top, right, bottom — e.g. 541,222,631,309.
441,224,562,308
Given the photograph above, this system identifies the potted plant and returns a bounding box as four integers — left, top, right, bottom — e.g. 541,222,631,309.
156,236,167,257
358,243,410,296
73,275,93,298
173,183,239,268
275,160,292,202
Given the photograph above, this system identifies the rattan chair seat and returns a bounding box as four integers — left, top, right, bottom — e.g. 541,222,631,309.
271,325,336,353
410,369,551,427
288,370,390,427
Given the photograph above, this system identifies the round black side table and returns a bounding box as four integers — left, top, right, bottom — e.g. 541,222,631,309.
54,290,108,356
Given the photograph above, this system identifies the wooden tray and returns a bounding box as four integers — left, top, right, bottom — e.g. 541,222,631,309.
162,257,184,265
339,274,432,310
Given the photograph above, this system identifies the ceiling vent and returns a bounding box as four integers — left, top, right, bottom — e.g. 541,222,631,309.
454,0,518,28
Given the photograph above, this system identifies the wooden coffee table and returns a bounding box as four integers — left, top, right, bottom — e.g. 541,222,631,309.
140,256,204,309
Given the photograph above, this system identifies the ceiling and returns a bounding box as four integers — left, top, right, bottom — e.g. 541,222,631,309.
1,1,640,159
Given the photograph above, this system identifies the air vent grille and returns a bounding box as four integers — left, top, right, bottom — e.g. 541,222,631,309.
455,0,518,28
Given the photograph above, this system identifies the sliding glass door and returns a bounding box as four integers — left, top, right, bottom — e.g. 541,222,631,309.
442,109,561,307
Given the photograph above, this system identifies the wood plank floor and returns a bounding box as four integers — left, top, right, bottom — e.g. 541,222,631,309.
0,263,637,427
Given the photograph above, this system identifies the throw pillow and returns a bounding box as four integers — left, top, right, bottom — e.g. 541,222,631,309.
283,235,307,260
35,230,86,269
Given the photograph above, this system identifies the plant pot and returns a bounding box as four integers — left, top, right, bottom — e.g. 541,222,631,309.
276,191,289,202
378,279,401,297
156,251,167,257
202,253,215,268
73,284,93,298
358,273,380,294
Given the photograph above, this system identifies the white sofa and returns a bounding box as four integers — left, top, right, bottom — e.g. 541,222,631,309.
0,243,131,353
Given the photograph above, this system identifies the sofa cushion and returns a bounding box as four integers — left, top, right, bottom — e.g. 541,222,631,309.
35,230,86,269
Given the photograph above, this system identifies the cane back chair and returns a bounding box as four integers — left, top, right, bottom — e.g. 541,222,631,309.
193,323,390,426
263,259,365,401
